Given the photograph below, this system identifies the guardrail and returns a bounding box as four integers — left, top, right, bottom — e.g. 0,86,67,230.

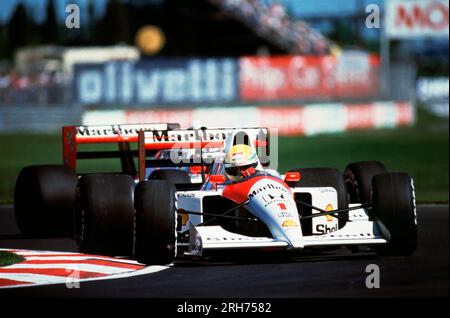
0,105,83,133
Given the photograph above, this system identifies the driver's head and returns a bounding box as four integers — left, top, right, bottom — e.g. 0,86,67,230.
224,144,258,181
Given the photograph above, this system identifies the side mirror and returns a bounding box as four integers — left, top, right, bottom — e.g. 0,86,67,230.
209,174,226,184
285,171,301,182
189,165,206,174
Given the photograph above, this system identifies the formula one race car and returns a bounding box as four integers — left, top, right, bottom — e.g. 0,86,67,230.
14,124,418,265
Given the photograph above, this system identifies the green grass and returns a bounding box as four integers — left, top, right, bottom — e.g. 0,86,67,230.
277,108,448,203
0,108,448,203
0,251,24,267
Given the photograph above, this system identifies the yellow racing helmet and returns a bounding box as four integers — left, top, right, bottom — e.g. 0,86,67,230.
224,144,258,181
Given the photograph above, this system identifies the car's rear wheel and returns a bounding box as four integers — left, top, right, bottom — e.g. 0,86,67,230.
288,168,349,229
344,161,387,204
14,165,78,236
134,180,177,265
371,173,418,256
76,174,134,256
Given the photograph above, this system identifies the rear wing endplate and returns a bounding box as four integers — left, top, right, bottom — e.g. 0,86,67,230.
62,123,180,169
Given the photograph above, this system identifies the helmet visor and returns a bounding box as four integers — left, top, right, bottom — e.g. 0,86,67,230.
225,163,257,177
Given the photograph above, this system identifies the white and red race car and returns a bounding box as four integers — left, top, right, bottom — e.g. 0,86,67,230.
14,124,417,265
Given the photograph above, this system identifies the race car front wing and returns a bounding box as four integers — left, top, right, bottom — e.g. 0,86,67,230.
185,205,387,257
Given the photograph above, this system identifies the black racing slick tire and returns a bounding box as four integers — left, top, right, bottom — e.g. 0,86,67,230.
134,180,177,265
149,169,191,184
371,173,418,256
76,174,135,256
14,165,78,236
288,168,349,228
344,161,387,204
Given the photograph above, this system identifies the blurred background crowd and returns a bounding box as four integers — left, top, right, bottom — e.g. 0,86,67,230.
209,0,331,54
0,0,446,107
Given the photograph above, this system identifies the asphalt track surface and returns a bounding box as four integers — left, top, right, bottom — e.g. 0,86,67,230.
0,204,447,298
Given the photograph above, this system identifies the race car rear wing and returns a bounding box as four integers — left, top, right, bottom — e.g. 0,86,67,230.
62,124,270,178
137,127,270,181
62,123,180,170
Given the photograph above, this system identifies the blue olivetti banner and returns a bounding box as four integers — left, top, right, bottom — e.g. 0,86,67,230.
74,58,239,105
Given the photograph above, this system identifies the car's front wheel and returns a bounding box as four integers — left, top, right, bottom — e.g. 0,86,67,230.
134,180,177,265
371,172,418,256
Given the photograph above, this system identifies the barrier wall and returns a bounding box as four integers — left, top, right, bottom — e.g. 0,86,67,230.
0,105,83,133
82,101,414,136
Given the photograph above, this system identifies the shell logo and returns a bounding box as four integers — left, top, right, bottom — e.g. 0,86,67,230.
178,212,189,226
282,219,298,228
325,204,334,222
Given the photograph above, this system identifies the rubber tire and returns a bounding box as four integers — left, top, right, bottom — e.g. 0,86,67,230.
134,180,177,265
371,173,417,256
149,169,191,184
344,161,387,204
14,165,77,236
76,174,135,256
288,168,349,228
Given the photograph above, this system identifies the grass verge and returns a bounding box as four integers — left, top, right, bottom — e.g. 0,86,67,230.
0,108,447,203
0,251,25,267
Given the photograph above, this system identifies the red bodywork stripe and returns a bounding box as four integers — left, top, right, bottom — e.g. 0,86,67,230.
76,135,140,143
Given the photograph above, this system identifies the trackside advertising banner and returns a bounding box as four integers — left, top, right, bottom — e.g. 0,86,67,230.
386,0,449,38
82,101,414,136
240,54,380,101
416,77,449,118
73,54,380,105
74,58,239,105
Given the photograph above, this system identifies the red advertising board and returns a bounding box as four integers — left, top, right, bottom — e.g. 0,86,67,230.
239,54,380,101
386,0,449,38
257,107,305,136
125,109,194,129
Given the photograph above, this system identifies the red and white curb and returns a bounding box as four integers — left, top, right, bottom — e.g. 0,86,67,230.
0,249,168,288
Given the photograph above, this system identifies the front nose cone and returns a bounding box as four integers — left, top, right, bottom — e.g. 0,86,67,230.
246,177,303,248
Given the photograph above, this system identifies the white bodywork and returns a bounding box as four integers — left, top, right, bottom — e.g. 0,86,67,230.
179,192,386,257
174,128,388,257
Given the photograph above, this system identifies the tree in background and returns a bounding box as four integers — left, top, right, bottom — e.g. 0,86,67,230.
5,3,32,59
41,0,59,44
0,22,8,63
328,19,357,48
86,0,96,44
96,0,130,45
